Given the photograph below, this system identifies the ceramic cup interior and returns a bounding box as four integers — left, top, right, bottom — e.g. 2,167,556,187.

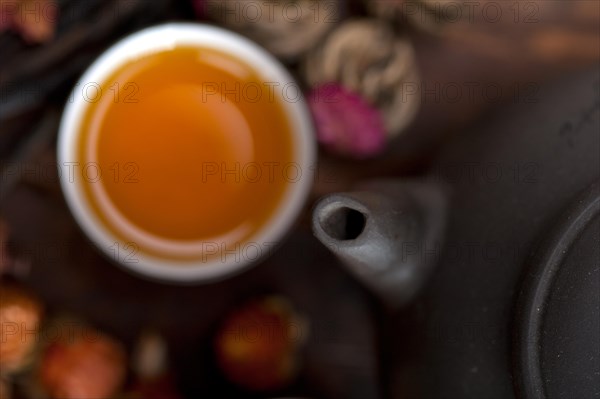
58,23,316,283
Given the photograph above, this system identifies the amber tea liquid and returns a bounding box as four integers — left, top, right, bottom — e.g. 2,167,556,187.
76,46,294,261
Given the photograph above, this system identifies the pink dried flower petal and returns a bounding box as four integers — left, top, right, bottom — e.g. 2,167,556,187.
307,83,386,159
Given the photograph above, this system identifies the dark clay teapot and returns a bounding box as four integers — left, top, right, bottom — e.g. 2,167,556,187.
311,67,599,399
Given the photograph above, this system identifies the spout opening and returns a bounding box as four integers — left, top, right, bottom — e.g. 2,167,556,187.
319,206,366,241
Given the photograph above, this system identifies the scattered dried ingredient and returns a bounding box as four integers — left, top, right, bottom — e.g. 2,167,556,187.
131,330,167,380
304,19,421,139
0,0,58,43
0,283,43,374
214,296,308,392
307,83,386,158
38,324,126,399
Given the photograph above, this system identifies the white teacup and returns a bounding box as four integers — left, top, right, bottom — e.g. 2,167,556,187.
58,23,316,283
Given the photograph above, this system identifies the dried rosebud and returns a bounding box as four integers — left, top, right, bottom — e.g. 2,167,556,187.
38,325,126,399
215,296,308,392
304,20,421,138
0,0,58,43
0,283,43,374
307,83,386,159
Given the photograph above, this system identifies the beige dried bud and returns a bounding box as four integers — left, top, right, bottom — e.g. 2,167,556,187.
131,330,168,380
304,19,421,137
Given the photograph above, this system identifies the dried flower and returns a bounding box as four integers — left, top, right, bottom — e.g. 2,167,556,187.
215,295,308,392
38,324,126,399
0,283,43,374
304,19,421,139
307,83,386,159
131,330,167,380
0,0,58,43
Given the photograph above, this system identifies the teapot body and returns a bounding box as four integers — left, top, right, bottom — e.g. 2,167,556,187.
313,67,600,398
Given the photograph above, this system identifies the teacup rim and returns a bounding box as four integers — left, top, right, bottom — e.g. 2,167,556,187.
57,22,316,283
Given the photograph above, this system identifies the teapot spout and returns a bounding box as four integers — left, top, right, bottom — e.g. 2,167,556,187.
312,180,446,308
